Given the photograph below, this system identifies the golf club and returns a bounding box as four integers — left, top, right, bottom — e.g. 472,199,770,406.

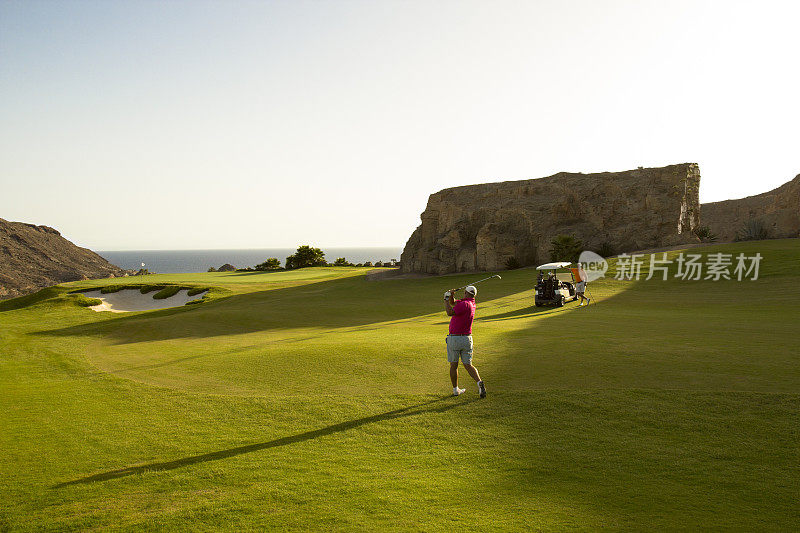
585,285,597,305
452,274,502,291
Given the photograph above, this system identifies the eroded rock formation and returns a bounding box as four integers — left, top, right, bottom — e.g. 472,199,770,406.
701,174,800,242
0,218,128,300
401,163,701,274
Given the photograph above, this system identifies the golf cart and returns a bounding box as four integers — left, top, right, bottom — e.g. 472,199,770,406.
534,262,577,307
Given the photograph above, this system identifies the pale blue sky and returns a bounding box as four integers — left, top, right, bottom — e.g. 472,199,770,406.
1,0,798,250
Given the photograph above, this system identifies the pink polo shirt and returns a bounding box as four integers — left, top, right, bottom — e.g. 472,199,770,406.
449,297,476,335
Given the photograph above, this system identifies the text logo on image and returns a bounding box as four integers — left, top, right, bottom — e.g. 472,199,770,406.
578,250,608,281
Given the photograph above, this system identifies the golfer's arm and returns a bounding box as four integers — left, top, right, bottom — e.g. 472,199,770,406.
445,298,455,316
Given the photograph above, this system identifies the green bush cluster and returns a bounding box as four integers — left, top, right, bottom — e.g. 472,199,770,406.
736,219,769,241
100,285,124,294
596,242,615,258
255,258,282,271
187,287,209,296
71,294,102,307
285,246,326,270
139,285,163,294
153,286,182,300
694,225,718,243
549,234,584,263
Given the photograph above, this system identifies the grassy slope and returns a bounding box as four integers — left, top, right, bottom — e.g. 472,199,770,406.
1,241,798,530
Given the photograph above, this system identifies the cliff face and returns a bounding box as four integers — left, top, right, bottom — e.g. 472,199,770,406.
701,174,800,242
401,163,701,274
0,218,127,300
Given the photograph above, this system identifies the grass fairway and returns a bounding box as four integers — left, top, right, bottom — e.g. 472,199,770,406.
1,240,799,530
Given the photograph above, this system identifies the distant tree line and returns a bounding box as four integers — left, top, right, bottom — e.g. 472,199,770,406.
207,245,400,273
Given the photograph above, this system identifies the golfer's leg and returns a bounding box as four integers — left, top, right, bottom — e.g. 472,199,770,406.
463,363,481,383
450,362,459,387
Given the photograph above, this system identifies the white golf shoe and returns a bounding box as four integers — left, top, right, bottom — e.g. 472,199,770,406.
453,387,465,396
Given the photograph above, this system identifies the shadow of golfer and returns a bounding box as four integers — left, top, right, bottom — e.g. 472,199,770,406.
53,395,477,488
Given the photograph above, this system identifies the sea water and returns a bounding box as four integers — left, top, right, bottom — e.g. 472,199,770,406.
97,248,404,274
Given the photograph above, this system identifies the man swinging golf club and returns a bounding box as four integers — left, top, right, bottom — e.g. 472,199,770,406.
444,285,487,398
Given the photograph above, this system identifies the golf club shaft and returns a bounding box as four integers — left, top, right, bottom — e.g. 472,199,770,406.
454,274,500,290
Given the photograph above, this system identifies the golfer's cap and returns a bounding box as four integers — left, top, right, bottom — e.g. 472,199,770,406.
465,285,477,296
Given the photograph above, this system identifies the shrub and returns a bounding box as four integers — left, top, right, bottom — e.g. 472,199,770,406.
100,285,124,294
363,261,373,267
355,263,364,267
333,257,350,266
597,242,615,258
374,261,384,267
255,258,281,271
736,219,769,241
505,257,521,270
72,294,102,307
139,285,162,294
207,267,217,272
153,286,182,300
694,225,718,243
285,245,326,270
187,287,209,296
549,234,583,263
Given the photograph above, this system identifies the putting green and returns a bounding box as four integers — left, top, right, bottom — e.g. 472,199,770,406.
1,240,798,530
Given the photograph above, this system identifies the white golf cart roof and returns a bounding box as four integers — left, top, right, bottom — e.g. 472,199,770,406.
536,262,572,270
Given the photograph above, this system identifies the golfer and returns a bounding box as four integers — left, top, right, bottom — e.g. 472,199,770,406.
444,285,486,398
576,263,591,306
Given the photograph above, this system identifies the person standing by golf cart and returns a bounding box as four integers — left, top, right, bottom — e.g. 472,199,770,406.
444,285,487,398
576,263,591,306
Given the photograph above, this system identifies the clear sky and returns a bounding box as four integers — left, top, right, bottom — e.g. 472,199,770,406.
1,0,798,250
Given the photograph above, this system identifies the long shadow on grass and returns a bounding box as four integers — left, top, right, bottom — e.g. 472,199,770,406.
32,271,519,345
53,396,477,488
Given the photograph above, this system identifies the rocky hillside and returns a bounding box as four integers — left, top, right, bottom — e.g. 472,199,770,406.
0,218,128,300
401,164,701,274
701,174,800,242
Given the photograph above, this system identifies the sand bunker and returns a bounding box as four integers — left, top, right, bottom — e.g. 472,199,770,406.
81,289,207,313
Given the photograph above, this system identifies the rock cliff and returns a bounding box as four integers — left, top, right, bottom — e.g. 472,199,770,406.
0,218,128,300
701,174,800,242
401,163,701,274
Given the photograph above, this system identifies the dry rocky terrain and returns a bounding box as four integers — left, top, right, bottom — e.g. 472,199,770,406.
401,164,702,274
0,218,128,300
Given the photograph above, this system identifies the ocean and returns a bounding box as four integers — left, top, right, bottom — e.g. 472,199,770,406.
97,247,404,274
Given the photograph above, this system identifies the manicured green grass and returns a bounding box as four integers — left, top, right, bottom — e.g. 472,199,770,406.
1,242,798,530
